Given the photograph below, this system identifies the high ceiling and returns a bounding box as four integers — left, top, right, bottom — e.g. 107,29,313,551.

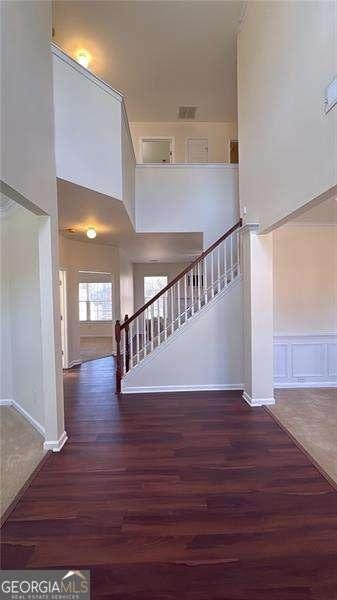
53,0,244,122
58,179,203,262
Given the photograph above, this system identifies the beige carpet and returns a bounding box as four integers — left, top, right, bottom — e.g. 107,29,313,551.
80,336,113,362
270,388,337,485
0,406,44,517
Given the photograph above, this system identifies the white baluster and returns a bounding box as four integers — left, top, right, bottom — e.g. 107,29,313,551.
204,255,208,304
122,329,126,374
223,238,227,286
171,286,174,334
236,231,240,276
164,291,167,340
178,280,181,326
191,267,194,315
136,316,139,366
217,246,220,292
143,311,146,357
197,262,201,310
157,298,160,347
184,274,187,322
151,303,154,351
130,321,133,369
230,235,233,283
211,252,214,298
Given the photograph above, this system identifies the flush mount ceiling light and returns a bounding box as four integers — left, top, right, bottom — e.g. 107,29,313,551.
86,227,97,239
76,49,91,69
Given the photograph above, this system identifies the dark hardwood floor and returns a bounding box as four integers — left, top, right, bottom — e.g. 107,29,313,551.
2,357,337,599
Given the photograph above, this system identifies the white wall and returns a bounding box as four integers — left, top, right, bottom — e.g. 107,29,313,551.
1,207,46,428
237,1,337,231
136,164,239,247
130,122,237,163
52,46,123,201
122,111,136,225
274,225,337,335
0,209,13,401
59,236,120,365
119,248,134,320
273,224,337,387
1,0,64,445
123,280,243,392
133,262,189,313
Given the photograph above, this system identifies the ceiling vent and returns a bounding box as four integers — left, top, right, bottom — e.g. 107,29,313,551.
178,106,197,120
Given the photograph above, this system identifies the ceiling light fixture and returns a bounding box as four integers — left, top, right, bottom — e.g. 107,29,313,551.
76,49,91,69
86,227,97,239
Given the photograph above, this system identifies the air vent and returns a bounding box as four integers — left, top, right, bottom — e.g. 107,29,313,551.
178,106,197,120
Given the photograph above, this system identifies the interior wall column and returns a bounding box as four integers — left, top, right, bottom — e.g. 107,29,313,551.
241,224,275,406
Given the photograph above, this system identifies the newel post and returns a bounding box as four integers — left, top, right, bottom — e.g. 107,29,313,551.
115,319,122,394
124,314,130,373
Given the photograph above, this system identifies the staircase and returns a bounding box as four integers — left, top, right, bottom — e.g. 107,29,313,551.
115,219,242,393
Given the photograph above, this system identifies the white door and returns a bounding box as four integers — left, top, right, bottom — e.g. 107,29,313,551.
187,138,208,163
59,270,68,369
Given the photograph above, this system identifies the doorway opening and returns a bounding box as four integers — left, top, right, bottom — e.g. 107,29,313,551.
140,138,174,164
59,269,68,369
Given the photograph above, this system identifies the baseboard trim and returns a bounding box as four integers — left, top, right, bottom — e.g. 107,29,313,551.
122,384,244,394
0,399,45,437
0,451,52,527
275,382,337,389
243,391,275,407
43,430,68,452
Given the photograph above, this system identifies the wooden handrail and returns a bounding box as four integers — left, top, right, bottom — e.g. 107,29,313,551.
120,218,242,330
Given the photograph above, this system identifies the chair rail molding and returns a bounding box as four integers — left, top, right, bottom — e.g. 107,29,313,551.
274,333,337,388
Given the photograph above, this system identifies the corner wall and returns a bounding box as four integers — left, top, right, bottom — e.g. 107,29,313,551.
1,0,65,447
273,224,337,387
238,1,337,231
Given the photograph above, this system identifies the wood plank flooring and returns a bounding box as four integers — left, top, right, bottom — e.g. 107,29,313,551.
1,357,337,599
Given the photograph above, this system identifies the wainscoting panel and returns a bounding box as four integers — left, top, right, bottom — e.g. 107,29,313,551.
274,334,337,388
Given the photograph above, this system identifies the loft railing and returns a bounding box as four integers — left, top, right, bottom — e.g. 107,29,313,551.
115,219,242,393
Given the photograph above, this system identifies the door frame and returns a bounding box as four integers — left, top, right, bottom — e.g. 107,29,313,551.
59,269,69,369
139,136,175,164
228,139,239,164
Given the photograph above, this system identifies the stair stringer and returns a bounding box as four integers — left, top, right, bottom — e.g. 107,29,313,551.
122,276,243,393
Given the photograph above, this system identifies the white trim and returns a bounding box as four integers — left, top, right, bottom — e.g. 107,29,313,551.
242,392,275,407
0,399,45,436
139,136,175,164
123,384,243,394
136,163,238,170
283,222,337,228
59,269,69,369
274,333,337,387
275,382,337,389
43,430,68,453
51,43,124,102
